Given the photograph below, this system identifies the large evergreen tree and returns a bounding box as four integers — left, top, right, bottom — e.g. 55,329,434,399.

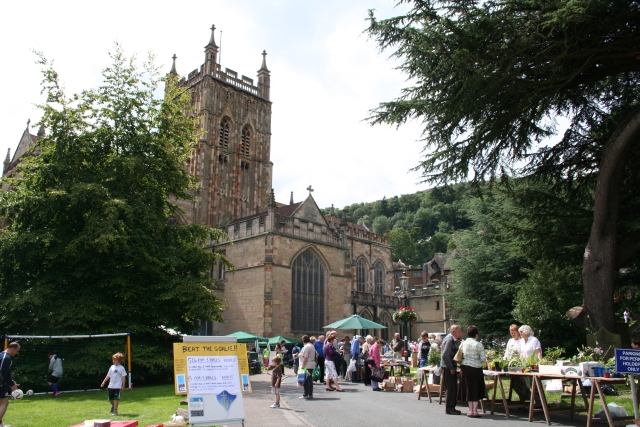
366,0,640,331
0,47,232,339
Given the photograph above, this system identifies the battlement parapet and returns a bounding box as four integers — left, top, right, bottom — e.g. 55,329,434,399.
182,64,268,100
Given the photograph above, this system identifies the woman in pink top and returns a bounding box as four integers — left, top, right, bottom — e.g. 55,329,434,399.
369,338,383,391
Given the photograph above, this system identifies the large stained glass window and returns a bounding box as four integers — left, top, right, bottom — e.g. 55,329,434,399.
292,250,325,333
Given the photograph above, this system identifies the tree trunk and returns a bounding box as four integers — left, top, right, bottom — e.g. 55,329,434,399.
582,109,640,331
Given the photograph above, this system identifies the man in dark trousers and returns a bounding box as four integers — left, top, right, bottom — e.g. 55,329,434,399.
440,325,462,415
0,342,21,427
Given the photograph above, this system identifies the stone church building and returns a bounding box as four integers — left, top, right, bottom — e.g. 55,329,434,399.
172,26,398,339
2,26,401,341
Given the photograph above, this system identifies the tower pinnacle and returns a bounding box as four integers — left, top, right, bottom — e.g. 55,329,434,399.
259,50,269,73
268,188,276,208
206,25,218,49
170,54,178,75
204,25,220,75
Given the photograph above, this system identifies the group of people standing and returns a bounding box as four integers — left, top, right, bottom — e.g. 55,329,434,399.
286,332,399,401
440,323,542,418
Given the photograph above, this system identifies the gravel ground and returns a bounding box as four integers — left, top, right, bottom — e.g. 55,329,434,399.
278,374,587,427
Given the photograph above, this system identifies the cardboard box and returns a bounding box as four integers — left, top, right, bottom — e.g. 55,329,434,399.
538,365,563,375
427,384,441,392
397,381,413,393
393,376,402,383
382,380,395,391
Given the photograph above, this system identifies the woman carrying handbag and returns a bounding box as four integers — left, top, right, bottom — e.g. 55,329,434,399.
369,338,385,391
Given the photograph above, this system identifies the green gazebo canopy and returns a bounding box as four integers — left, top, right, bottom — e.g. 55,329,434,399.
268,335,302,345
323,314,387,330
227,331,268,344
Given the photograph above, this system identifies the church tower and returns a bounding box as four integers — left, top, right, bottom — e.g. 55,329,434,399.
174,25,273,227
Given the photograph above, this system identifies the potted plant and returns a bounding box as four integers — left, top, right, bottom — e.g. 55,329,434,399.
573,345,610,376
603,357,615,378
507,357,524,372
392,306,418,323
484,349,498,370
540,346,565,365
427,348,441,367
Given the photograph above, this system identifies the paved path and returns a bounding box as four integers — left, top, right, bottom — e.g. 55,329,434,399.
231,372,586,427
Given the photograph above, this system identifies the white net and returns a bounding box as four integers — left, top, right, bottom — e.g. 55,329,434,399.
5,333,130,393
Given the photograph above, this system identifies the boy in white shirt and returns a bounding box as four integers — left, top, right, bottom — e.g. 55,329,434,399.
100,352,127,416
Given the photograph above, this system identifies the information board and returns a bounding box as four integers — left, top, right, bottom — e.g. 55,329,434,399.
615,348,640,374
187,356,240,394
186,355,245,426
172,342,250,395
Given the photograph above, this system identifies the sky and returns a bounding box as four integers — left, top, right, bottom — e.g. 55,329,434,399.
1,0,427,209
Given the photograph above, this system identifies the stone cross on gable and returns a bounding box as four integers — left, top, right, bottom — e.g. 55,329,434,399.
306,185,314,195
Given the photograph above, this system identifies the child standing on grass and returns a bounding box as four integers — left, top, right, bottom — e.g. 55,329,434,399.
100,352,127,416
268,356,283,408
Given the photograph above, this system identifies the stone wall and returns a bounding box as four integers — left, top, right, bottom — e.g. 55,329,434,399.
408,293,448,340
211,233,267,337
270,234,351,337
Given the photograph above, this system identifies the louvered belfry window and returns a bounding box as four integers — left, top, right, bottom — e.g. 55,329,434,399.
241,126,251,157
219,118,230,149
357,259,366,292
375,262,384,295
292,250,325,333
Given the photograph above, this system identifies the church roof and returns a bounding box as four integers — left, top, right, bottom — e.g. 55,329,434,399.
232,202,302,225
231,195,369,234
276,202,303,218
4,124,43,178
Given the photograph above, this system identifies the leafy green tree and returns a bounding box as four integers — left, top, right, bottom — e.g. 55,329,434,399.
389,228,417,265
448,198,528,337
372,215,390,235
0,47,232,346
512,264,583,346
367,0,640,331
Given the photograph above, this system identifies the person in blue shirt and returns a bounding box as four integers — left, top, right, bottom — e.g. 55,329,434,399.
350,335,364,382
292,344,301,375
314,335,325,383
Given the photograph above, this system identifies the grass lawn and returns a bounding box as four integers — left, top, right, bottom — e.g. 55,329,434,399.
6,385,187,427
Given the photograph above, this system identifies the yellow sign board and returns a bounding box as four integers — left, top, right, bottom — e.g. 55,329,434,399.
172,342,251,395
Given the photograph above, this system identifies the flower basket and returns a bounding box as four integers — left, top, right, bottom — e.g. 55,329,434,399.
393,306,418,323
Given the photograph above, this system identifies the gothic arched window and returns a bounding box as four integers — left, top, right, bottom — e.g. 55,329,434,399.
292,250,325,333
374,262,384,295
218,118,230,149
241,126,251,157
357,259,366,293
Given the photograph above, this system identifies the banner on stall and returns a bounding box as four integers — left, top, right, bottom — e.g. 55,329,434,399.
173,342,251,395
